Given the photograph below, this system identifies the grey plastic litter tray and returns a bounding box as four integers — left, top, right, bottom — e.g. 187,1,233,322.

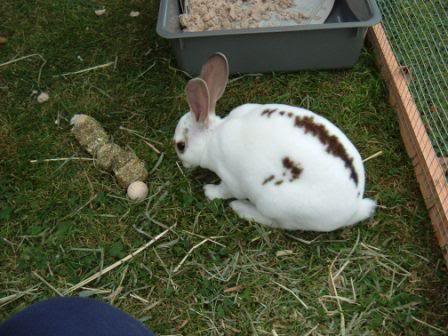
157,0,381,75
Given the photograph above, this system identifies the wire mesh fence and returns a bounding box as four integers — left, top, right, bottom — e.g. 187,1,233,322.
371,0,448,263
377,0,448,158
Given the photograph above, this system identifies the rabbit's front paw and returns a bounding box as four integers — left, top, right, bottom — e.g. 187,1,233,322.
204,183,233,201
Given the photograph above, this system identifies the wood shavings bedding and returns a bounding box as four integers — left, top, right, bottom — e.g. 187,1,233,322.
179,0,334,32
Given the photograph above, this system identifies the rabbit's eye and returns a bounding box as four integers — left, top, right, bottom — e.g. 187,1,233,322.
176,141,186,153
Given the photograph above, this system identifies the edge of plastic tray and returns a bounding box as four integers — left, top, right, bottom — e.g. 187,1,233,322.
156,0,382,39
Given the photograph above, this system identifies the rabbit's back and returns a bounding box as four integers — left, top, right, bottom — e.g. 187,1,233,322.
208,103,367,231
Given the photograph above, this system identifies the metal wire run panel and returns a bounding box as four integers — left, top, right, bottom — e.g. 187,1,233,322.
378,0,447,157
371,0,448,263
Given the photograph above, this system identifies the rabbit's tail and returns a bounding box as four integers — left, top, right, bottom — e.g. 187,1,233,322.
348,198,377,226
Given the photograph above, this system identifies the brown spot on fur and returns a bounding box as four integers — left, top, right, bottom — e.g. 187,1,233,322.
282,157,303,181
275,180,283,185
287,112,293,118
261,109,276,117
294,116,358,185
262,175,275,185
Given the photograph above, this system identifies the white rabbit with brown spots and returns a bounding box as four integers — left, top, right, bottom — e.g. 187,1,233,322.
173,53,376,232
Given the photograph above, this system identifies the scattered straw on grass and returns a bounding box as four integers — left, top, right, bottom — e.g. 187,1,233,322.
328,258,346,335
182,230,227,247
149,152,165,174
411,316,448,334
276,249,294,257
119,126,161,154
0,286,39,308
30,157,95,163
229,73,263,83
65,193,98,219
271,280,308,310
64,225,174,294
363,150,383,163
130,293,149,304
154,248,178,290
303,325,319,336
32,271,63,296
163,58,193,79
284,232,321,245
223,285,243,293
134,61,156,80
108,265,128,304
142,300,161,312
173,238,212,273
0,53,47,85
55,61,114,78
3,6,448,332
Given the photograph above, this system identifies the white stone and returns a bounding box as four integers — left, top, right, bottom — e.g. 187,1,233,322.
95,9,106,16
127,181,148,202
37,92,49,103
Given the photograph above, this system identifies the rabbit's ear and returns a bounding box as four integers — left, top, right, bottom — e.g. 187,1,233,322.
200,53,229,114
186,78,210,124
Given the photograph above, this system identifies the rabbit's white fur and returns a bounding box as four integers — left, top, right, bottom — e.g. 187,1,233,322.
174,54,376,232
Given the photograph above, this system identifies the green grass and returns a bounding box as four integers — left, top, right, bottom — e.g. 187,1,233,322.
1,0,448,334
